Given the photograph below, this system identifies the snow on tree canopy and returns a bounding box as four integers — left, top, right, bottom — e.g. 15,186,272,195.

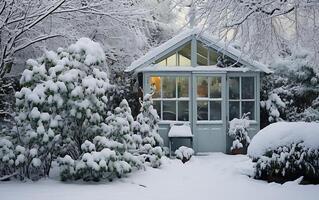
68,37,106,65
247,122,319,158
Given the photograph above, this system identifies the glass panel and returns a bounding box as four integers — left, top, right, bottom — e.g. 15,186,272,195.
150,76,161,98
162,77,176,98
210,101,221,120
177,77,189,98
163,101,176,120
177,42,191,66
197,77,208,97
178,101,189,121
242,101,255,120
197,101,208,120
209,49,218,65
210,77,221,98
178,54,191,66
229,101,240,120
197,42,208,66
153,100,161,119
242,77,255,99
229,77,239,99
166,54,177,66
157,59,166,66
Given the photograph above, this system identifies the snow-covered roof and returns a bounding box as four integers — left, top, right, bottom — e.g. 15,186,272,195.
168,124,193,138
126,28,272,73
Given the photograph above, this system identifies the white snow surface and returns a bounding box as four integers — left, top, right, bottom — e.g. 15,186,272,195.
1,153,318,200
168,124,193,137
248,122,319,158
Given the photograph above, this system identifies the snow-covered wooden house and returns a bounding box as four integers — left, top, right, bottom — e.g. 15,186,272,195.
126,28,271,153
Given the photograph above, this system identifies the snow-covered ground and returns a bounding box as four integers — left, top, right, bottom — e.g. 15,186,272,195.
1,153,318,200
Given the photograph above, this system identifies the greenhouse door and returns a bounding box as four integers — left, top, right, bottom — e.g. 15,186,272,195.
192,73,227,152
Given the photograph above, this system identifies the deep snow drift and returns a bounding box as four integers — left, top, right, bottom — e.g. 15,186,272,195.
0,153,318,200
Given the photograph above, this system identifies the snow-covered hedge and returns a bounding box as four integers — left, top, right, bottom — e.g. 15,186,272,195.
248,122,319,183
175,146,194,163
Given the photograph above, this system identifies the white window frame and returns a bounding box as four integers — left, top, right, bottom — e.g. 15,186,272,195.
150,76,191,122
228,76,256,120
196,76,223,121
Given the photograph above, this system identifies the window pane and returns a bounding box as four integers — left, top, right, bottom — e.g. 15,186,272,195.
166,54,177,66
210,101,221,120
178,101,189,121
209,49,218,65
242,101,255,120
178,54,191,66
197,101,208,120
197,77,208,97
229,77,239,99
178,42,191,66
242,77,255,99
162,77,176,98
197,42,208,66
157,59,166,66
229,101,240,120
163,101,176,120
150,76,161,98
153,100,161,119
210,77,221,98
177,77,189,98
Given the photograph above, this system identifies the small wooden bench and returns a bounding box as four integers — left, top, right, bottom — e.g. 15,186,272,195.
168,124,193,157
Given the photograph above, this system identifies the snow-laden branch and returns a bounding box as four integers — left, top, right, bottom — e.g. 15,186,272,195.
13,34,61,54
0,0,163,78
15,0,66,37
187,0,319,65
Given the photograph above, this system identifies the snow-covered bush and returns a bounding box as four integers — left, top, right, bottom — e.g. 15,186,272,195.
0,138,16,178
175,146,194,163
58,99,144,181
248,122,319,183
228,113,251,153
133,87,164,168
0,38,113,179
261,50,319,127
260,93,286,123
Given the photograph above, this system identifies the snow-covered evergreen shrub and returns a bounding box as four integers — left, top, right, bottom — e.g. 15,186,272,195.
253,143,319,183
0,38,113,179
107,68,141,117
133,88,164,168
261,50,319,127
58,99,144,181
175,146,194,163
228,113,251,151
248,122,319,183
0,138,16,178
260,93,285,123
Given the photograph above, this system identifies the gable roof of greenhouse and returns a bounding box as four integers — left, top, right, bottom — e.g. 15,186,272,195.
126,28,272,74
